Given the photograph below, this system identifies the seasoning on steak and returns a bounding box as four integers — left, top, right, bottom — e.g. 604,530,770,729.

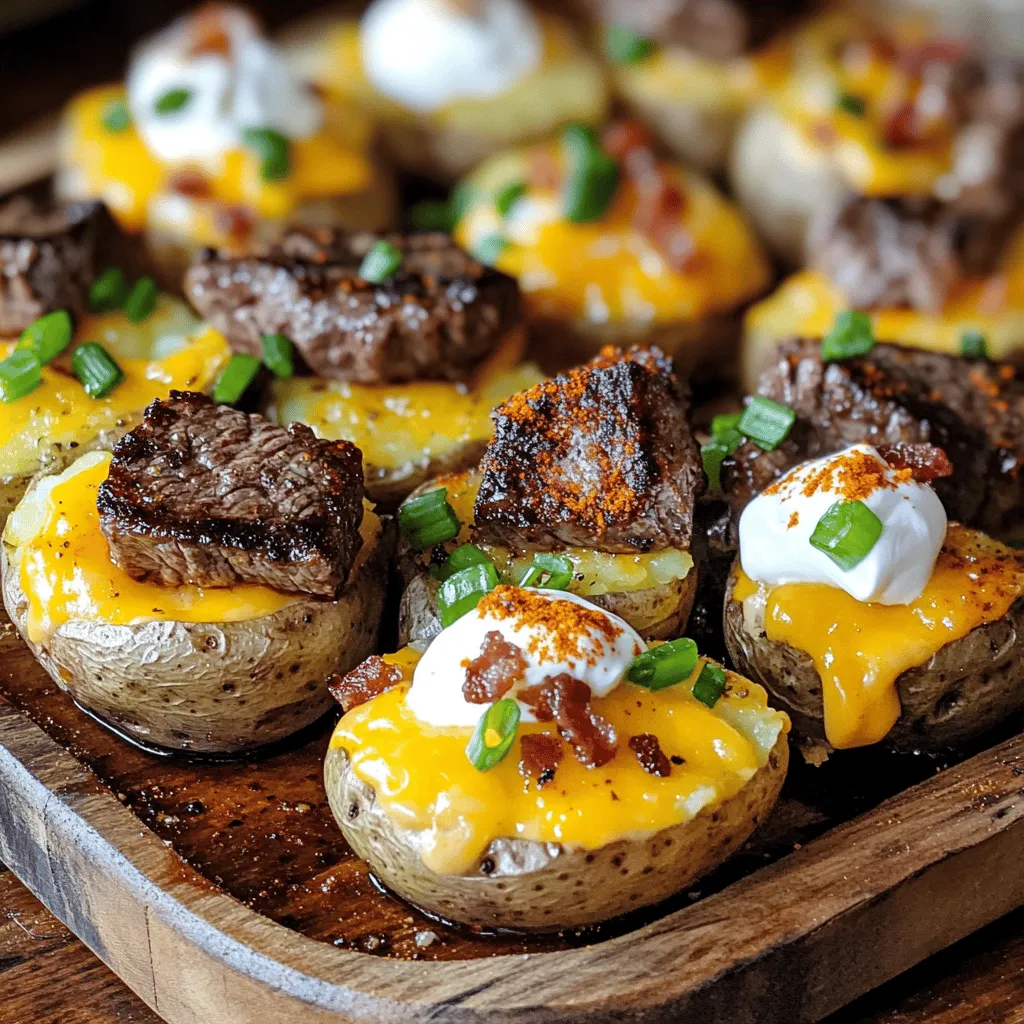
328,657,404,713
462,631,528,704
518,733,564,789
184,229,521,384
474,346,704,553
97,391,365,596
628,734,672,777
0,198,121,336
721,339,1024,542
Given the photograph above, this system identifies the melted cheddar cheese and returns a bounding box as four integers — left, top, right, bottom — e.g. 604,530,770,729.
0,302,230,482
456,147,769,326
732,524,1024,748
333,649,788,874
61,85,375,238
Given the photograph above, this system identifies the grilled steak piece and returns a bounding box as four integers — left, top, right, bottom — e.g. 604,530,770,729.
474,347,704,553
184,229,521,385
721,339,1024,542
97,392,365,597
0,198,121,336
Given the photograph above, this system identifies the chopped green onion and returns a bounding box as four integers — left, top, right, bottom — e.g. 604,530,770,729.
836,92,866,116
409,199,454,232
738,396,795,452
213,353,261,405
123,276,158,323
495,181,527,218
701,412,746,491
472,233,508,266
154,88,192,115
822,310,875,361
562,123,619,224
960,329,988,359
88,267,129,313
450,181,480,224
17,310,73,364
519,552,573,591
627,637,699,691
809,500,884,572
439,561,499,628
261,333,294,379
241,127,291,182
603,24,655,65
0,350,41,402
72,342,125,399
358,240,403,284
399,488,460,550
101,99,131,133
432,543,492,581
691,662,727,708
466,699,521,771
711,412,743,436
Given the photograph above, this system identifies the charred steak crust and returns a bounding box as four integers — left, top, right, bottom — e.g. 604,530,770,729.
184,229,521,385
473,346,704,553
97,392,365,598
722,339,1024,541
0,198,118,336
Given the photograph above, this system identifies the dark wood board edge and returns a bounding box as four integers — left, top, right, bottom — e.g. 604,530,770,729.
2,689,1024,1023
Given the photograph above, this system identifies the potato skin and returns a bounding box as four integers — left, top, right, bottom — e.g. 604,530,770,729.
2,521,392,755
325,729,788,931
723,560,1024,753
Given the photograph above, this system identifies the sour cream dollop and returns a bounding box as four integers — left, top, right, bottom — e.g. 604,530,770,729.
127,5,322,164
407,587,645,728
738,444,947,605
360,0,543,113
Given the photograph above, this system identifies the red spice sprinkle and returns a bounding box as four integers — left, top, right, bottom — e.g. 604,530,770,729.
327,656,403,713
462,631,528,705
764,447,912,502
787,511,800,529
518,733,564,789
629,734,672,777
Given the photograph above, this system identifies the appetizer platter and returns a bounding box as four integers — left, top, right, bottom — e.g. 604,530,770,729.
2,1,1024,1023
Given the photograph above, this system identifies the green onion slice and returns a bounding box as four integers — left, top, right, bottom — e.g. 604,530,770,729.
562,123,620,224
123,276,158,323
17,310,73,364
466,698,521,772
72,342,125,399
809,499,884,572
450,181,480,224
472,233,508,266
821,310,875,361
409,199,455,232
627,637,699,691
432,543,491,582
691,662,727,708
154,88,192,115
520,553,573,591
439,561,499,628
701,411,746,491
399,488,461,550
261,333,294,379
836,92,866,116
241,126,291,182
604,24,655,65
738,396,795,452
711,412,743,436
213,353,261,405
495,181,527,218
101,99,131,133
88,267,129,313
960,329,988,359
0,350,42,403
358,240,403,284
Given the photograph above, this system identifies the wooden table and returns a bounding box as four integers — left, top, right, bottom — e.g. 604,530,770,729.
2,857,1023,1024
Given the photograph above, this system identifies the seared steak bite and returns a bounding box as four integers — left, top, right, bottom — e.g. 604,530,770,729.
97,392,365,597
722,339,1024,541
474,347,703,553
184,229,521,385
0,198,118,336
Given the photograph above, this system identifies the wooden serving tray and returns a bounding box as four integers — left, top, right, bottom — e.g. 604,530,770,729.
2,606,1024,1024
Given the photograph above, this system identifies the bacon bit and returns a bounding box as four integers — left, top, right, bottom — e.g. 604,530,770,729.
327,656,403,713
462,631,528,704
168,169,212,200
215,204,255,242
189,4,233,56
628,734,672,777
518,683,554,721
876,442,954,483
518,733,563,789
883,101,920,148
601,121,654,163
810,121,839,148
527,147,561,191
545,674,617,769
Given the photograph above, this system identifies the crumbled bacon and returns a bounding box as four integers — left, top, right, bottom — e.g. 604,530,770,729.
327,656,403,713
883,101,920,148
189,4,233,56
168,169,212,200
545,674,618,769
518,683,554,721
876,442,954,483
518,733,563,789
462,631,528,704
215,204,255,242
628,734,672,777
601,121,655,163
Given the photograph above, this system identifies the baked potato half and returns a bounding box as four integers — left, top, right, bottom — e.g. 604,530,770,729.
1,452,390,754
